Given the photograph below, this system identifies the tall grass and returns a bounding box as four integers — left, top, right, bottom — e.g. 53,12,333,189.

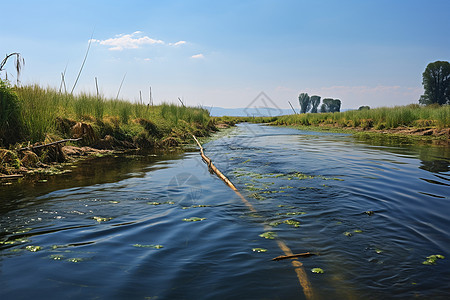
9,84,211,144
271,104,450,130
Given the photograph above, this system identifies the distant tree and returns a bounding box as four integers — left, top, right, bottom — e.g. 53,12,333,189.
358,106,370,110
298,93,311,114
419,61,450,105
321,98,341,113
310,95,321,113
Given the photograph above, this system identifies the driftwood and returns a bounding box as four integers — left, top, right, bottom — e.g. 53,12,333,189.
18,138,82,151
272,252,317,261
0,174,24,179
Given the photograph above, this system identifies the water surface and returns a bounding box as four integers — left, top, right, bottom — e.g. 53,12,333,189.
1,124,449,299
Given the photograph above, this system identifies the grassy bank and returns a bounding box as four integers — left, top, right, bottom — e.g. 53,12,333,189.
270,104,449,130
1,81,213,148
1,80,216,176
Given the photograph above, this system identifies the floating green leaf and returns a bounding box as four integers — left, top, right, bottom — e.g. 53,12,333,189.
133,244,164,249
252,248,268,253
147,202,161,205
25,245,42,252
353,229,363,233
269,221,283,227
182,217,206,222
109,201,120,204
50,254,64,260
422,254,445,265
375,248,383,254
93,216,113,222
311,268,324,274
283,220,300,227
259,232,277,239
343,232,353,237
67,258,84,263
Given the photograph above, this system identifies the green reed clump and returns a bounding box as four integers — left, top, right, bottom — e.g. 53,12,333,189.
8,84,211,145
0,80,23,146
271,105,449,130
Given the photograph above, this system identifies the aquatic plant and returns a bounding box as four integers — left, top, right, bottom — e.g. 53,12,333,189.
259,232,277,239
311,268,324,274
182,217,206,222
422,254,445,265
252,248,268,253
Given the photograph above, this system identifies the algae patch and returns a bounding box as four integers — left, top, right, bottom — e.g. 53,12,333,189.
311,268,324,274
259,232,277,239
133,244,164,249
422,254,445,265
252,248,268,253
182,217,206,222
25,245,42,252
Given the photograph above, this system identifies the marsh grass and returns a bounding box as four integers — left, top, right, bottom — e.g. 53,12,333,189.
6,84,211,145
270,104,449,130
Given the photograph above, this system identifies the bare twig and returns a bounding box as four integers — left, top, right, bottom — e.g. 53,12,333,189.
0,174,24,179
272,252,317,261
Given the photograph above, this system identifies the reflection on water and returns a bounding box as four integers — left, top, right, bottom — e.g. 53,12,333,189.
1,124,449,299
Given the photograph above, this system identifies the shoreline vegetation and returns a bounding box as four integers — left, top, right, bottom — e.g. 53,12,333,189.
1,81,449,180
215,104,449,141
0,81,217,179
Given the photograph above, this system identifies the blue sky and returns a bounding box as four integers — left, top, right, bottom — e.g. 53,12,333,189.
1,0,449,109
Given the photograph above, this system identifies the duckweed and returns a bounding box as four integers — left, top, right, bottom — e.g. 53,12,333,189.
182,217,206,222
252,248,268,253
133,244,164,249
93,216,113,222
259,232,277,239
422,254,445,265
67,258,84,263
311,268,324,274
25,245,42,252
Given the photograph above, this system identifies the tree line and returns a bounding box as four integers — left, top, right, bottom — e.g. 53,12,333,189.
298,93,341,114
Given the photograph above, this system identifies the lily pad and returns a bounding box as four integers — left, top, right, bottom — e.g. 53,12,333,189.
259,232,277,239
343,232,353,237
311,268,324,274
252,248,268,253
25,245,42,252
50,254,64,260
353,229,363,233
182,217,206,222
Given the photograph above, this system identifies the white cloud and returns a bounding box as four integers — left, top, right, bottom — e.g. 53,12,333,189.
191,53,204,59
169,40,187,46
91,31,164,51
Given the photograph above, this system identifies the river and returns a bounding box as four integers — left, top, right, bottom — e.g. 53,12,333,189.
1,123,449,299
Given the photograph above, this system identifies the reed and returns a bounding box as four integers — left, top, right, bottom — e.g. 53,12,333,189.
270,104,449,130
2,83,211,146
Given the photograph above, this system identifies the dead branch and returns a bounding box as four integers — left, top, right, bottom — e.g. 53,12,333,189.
272,252,317,261
18,138,82,151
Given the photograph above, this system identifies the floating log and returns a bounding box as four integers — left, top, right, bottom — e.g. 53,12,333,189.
18,138,82,151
